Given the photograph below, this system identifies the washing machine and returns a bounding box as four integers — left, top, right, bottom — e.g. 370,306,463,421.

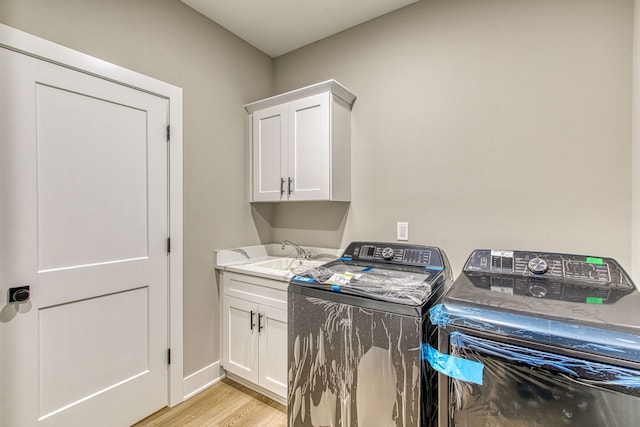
288,241,453,427
428,249,640,427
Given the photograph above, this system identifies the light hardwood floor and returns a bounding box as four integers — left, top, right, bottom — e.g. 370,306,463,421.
133,379,287,427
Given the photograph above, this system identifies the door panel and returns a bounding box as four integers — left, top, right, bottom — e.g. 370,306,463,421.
1,47,169,426
39,288,149,418
223,296,259,382
252,104,286,201
259,305,287,397
36,83,148,271
288,93,329,201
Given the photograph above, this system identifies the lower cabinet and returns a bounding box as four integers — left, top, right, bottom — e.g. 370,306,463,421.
221,272,288,400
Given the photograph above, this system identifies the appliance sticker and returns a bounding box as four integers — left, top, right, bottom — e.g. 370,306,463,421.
491,250,514,258
323,273,353,286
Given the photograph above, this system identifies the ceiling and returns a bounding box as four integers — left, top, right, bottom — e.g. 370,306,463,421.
181,0,419,58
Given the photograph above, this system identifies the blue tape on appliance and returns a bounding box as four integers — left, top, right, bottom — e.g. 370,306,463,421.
422,343,484,385
339,257,352,261
429,304,450,328
361,267,373,272
428,303,640,362
292,276,314,283
331,285,341,292
425,266,444,271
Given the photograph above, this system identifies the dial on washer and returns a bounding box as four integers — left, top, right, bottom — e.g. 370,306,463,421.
382,247,395,260
527,257,549,274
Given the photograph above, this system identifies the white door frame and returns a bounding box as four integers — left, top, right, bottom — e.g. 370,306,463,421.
633,0,640,283
0,23,185,407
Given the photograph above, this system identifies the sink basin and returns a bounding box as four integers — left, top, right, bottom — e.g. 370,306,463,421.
250,257,329,272
252,257,297,270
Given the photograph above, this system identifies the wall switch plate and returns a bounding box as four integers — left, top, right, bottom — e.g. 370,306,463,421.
397,222,409,241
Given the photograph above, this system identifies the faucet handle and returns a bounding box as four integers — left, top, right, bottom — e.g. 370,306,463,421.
296,247,305,259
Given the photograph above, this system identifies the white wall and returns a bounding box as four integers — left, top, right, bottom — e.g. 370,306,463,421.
274,0,634,276
0,0,274,377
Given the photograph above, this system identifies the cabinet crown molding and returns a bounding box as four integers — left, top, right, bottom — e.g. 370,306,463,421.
244,79,356,113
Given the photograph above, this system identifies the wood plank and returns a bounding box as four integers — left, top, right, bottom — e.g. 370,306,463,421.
133,379,286,426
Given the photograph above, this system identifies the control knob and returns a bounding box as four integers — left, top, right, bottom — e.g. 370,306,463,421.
381,247,395,261
527,257,548,275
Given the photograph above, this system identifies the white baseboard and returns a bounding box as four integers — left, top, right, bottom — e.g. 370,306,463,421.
182,361,223,400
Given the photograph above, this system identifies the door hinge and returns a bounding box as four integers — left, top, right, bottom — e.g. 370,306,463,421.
167,348,171,365
166,125,170,142
167,237,171,254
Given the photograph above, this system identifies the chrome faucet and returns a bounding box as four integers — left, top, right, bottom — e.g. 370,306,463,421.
281,240,310,259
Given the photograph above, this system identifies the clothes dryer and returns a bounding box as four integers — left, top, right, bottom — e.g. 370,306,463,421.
428,249,640,427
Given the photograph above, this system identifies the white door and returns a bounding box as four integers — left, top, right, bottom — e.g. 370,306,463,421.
252,104,287,201
1,46,170,426
287,93,330,201
258,305,287,397
223,296,259,383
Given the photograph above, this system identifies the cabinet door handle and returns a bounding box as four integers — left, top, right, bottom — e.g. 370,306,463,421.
250,310,256,331
280,178,285,196
258,313,264,332
287,177,293,196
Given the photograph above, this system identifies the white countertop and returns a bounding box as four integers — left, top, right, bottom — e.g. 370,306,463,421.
214,243,341,282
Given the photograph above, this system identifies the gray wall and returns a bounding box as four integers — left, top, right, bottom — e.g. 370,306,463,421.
0,0,634,386
633,0,640,279
0,0,274,376
273,0,634,276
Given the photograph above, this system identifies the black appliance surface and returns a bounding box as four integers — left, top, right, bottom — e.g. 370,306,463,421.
430,249,640,427
288,241,452,427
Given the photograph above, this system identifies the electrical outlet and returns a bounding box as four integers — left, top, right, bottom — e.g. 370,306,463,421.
397,222,409,241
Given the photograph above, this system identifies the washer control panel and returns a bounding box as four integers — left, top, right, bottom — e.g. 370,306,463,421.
341,241,445,270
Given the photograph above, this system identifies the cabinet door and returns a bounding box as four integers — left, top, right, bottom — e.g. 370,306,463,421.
258,305,288,398
252,104,287,202
222,296,259,383
287,93,330,201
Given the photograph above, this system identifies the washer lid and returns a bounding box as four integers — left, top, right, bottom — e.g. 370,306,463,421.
290,241,452,306
292,262,442,306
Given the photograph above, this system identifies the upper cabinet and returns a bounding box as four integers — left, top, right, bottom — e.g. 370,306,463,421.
245,80,356,202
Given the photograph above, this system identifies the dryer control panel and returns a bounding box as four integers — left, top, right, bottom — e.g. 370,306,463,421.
463,249,635,303
465,250,632,287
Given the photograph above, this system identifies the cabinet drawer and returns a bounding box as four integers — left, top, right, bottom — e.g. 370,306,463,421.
223,272,287,311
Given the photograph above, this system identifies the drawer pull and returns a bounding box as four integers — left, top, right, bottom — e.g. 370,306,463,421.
258,313,264,332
